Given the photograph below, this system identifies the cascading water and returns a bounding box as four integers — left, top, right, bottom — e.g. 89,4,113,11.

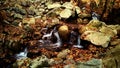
15,47,28,59
53,31,62,47
69,31,83,48
38,26,83,49
92,12,100,20
38,27,62,48
73,35,83,48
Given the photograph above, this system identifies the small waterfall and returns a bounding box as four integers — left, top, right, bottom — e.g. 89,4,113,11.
15,47,28,59
73,35,83,48
42,30,53,40
39,26,83,48
69,31,77,44
53,31,62,47
69,31,83,48
92,12,99,20
39,27,62,48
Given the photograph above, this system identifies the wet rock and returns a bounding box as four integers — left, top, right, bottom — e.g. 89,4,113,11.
64,64,76,68
103,45,120,68
30,55,49,68
77,18,83,24
21,0,31,7
75,6,82,14
48,59,55,65
102,57,118,68
99,26,117,37
52,58,63,64
12,21,20,26
49,18,60,27
22,18,35,24
12,7,26,15
81,31,111,47
38,8,45,12
47,3,61,9
62,2,73,9
14,13,23,19
57,49,70,59
78,13,91,19
13,58,31,68
85,19,106,31
15,4,22,9
47,2,82,19
58,25,69,41
19,9,26,15
60,9,72,18
76,58,102,68
82,19,89,24
106,44,120,56
110,39,120,46
80,19,119,40
63,59,76,64
28,5,36,15
27,9,35,15
107,25,120,35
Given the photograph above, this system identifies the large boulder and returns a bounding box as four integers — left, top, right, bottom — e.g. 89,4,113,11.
81,31,111,48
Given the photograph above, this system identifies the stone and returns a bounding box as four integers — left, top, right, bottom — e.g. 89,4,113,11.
76,58,102,68
108,25,120,35
30,55,49,68
26,5,36,15
75,6,81,14
62,2,73,9
52,58,63,64
99,26,117,37
103,45,120,68
12,7,26,15
77,18,83,24
12,21,20,26
85,19,106,31
82,19,89,24
21,0,31,7
63,59,75,64
64,64,76,68
13,55,50,68
81,31,111,47
78,13,91,19
58,25,69,41
20,9,26,15
60,9,72,18
15,4,22,9
38,8,45,12
110,39,120,46
57,49,70,59
12,58,31,67
102,57,118,68
14,13,23,19
22,18,35,24
47,3,61,9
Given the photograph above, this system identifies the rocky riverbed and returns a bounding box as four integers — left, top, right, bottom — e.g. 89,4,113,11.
0,0,120,68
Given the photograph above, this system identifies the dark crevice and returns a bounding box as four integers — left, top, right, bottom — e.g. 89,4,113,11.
100,0,108,21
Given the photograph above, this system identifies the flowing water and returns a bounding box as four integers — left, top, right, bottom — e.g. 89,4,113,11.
15,47,28,59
